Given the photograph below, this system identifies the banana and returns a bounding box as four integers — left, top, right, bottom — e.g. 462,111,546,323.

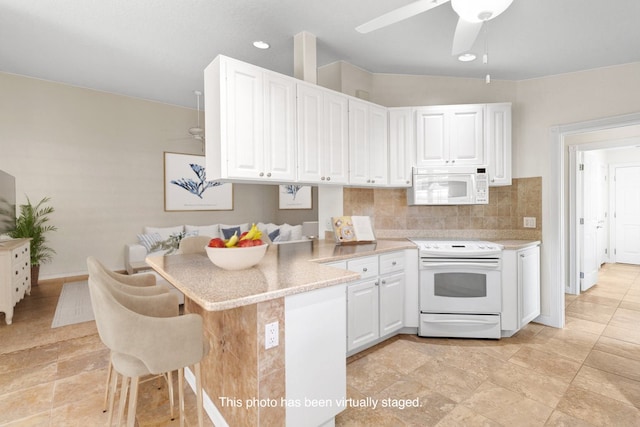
241,223,259,241
225,231,239,247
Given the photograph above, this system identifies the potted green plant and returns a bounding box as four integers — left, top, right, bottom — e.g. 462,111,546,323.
9,196,57,286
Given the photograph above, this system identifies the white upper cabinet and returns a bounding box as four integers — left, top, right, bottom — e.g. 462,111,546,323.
204,55,296,182
348,99,388,186
388,108,414,187
415,104,484,167
486,103,512,186
297,83,349,185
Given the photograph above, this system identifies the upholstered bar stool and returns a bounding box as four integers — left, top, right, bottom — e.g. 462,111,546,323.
88,262,207,427
86,257,175,416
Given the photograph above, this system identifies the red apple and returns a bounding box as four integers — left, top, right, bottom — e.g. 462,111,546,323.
208,238,225,248
237,239,253,248
251,239,263,246
239,231,249,239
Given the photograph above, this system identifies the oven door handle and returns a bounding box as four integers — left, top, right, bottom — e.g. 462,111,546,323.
425,319,498,325
420,261,500,269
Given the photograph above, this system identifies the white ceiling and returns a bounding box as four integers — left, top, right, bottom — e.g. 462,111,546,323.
1,0,639,108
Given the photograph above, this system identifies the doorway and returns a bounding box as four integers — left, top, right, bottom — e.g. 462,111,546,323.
565,123,640,296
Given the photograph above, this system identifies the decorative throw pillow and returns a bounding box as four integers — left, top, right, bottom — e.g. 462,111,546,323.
137,232,163,252
143,225,184,240
185,224,221,239
222,227,241,240
268,228,280,242
273,229,291,243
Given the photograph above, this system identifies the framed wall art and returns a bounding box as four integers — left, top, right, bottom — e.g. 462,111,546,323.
279,185,312,210
164,152,233,211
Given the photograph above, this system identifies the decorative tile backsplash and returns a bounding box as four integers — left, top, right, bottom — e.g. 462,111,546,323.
344,177,542,241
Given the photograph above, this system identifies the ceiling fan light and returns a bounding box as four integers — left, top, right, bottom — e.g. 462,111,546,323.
451,0,513,23
458,53,477,62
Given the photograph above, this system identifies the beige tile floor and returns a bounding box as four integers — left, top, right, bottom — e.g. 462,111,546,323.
0,263,639,426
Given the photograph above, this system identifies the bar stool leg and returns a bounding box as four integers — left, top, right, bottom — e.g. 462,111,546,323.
178,368,185,427
127,376,139,427
103,360,112,412
117,376,130,427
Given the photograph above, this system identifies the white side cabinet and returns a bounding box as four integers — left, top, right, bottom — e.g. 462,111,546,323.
204,55,296,182
388,108,414,187
296,83,349,185
345,251,405,354
415,104,484,167
501,243,541,336
0,239,31,325
486,103,512,186
348,99,388,186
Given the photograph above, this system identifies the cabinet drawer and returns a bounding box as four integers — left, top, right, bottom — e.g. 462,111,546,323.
347,256,378,279
379,252,404,275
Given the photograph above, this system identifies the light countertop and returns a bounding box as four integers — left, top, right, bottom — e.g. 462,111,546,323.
493,240,541,250
146,239,415,311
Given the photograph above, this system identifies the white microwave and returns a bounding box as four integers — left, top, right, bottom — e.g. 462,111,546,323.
407,166,489,205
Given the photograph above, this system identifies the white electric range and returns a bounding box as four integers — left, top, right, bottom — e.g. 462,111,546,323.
410,239,504,339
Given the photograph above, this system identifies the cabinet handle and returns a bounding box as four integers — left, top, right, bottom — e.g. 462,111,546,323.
491,178,495,182
375,281,379,286
362,267,367,272
445,160,450,163
366,179,371,183
326,177,331,181
381,280,386,285
371,180,375,183
451,160,456,164
266,172,272,177
259,172,264,177
321,176,326,181
392,261,397,266
520,254,525,258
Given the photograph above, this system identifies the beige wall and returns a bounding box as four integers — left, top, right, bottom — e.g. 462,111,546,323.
0,73,317,278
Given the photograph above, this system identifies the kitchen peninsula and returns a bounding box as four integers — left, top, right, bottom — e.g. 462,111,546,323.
146,239,415,427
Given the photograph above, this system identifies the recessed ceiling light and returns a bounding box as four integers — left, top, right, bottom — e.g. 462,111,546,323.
253,40,270,49
458,53,477,62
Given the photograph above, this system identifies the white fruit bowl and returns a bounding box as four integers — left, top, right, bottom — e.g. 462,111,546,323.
204,243,269,270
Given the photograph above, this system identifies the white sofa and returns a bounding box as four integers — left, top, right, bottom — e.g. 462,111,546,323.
124,222,306,274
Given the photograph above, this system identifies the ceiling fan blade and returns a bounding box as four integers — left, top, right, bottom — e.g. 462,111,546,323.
451,17,483,55
356,0,450,34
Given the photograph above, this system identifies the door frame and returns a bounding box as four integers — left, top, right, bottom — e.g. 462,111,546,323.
551,112,640,304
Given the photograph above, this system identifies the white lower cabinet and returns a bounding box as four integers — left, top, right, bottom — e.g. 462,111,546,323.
501,243,541,336
0,239,31,325
345,251,405,354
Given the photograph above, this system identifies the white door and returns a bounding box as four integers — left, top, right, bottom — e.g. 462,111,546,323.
368,104,388,185
580,153,599,291
614,165,640,264
346,279,379,352
379,273,404,336
296,83,324,183
415,106,448,166
323,92,349,184
348,100,370,185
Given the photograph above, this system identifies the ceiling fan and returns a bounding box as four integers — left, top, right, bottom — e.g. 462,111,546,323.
356,0,514,56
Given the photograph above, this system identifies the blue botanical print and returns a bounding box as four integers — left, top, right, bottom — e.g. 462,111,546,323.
284,185,303,200
171,163,222,198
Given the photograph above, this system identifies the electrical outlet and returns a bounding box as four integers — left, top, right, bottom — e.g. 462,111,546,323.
523,217,536,228
265,321,279,349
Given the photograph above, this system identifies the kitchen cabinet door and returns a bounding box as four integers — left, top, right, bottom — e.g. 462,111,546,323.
519,245,540,326
296,84,324,183
348,99,388,186
347,279,380,352
263,72,297,181
415,104,484,167
220,57,265,179
449,105,484,165
379,272,405,336
486,103,512,186
388,108,414,187
322,92,349,184
416,107,448,166
204,55,296,182
297,84,349,184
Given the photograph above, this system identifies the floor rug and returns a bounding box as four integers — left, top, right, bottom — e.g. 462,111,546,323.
51,281,95,328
